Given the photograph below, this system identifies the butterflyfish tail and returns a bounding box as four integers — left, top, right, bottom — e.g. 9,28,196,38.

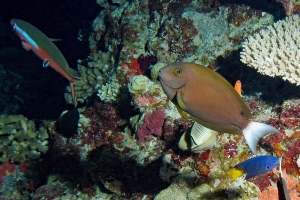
242,121,280,154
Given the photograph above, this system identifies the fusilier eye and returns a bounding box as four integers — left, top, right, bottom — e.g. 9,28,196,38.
174,68,182,76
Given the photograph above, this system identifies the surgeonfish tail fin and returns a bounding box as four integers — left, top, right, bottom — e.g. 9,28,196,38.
242,121,280,154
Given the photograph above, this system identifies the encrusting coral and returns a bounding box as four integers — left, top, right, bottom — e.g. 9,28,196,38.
241,14,300,85
97,80,121,103
0,115,48,163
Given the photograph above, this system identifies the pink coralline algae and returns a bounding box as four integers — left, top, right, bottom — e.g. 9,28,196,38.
135,93,159,108
138,108,165,143
83,101,122,136
223,140,238,158
283,137,300,176
257,168,300,199
196,150,211,177
248,172,275,191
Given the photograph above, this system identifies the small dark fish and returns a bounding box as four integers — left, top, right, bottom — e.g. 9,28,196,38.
56,108,79,138
277,157,291,200
227,155,279,180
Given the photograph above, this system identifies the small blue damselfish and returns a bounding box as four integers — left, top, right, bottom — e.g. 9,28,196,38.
227,155,279,180
236,155,279,179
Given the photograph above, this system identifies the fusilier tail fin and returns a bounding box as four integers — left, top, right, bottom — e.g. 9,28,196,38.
242,121,280,154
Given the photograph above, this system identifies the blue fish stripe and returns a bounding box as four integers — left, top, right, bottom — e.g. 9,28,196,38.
13,24,38,49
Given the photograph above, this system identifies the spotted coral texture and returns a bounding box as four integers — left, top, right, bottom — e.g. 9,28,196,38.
97,81,121,103
240,15,300,85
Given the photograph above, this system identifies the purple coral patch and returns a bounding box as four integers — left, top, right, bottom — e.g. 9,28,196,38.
138,108,165,143
137,54,157,74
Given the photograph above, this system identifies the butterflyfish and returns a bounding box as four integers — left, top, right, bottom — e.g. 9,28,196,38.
178,122,217,153
159,62,280,154
11,19,80,107
227,155,279,180
277,157,291,200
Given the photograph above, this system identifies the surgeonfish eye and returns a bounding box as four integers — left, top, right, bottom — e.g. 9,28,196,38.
266,165,270,169
174,68,183,76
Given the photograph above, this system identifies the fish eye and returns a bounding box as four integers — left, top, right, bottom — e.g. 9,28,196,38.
174,68,182,76
266,165,270,169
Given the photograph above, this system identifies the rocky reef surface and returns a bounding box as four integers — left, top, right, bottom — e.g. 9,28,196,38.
1,0,300,199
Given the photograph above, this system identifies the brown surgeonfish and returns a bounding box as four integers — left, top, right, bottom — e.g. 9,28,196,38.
158,62,280,154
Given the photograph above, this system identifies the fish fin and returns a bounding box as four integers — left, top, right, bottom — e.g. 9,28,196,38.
227,169,244,180
22,41,31,51
171,100,189,120
191,131,217,153
43,59,50,68
177,94,187,110
70,82,78,108
277,157,291,200
72,76,81,80
50,38,62,42
279,156,283,178
234,80,242,96
242,121,280,154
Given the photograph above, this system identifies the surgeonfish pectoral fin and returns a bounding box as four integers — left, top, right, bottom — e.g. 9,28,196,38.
43,59,50,68
172,100,189,120
227,169,244,180
176,94,187,110
70,82,78,108
22,41,31,51
242,121,280,154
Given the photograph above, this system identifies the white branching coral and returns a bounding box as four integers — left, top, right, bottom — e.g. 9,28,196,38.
240,15,300,85
97,81,121,103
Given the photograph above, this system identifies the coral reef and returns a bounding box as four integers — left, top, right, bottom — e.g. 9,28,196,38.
2,166,27,191
137,108,165,143
128,75,150,97
241,14,300,85
5,1,300,199
97,78,121,103
66,1,274,104
0,115,49,163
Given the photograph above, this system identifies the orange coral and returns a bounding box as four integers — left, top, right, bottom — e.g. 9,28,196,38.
121,57,142,77
257,168,299,199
